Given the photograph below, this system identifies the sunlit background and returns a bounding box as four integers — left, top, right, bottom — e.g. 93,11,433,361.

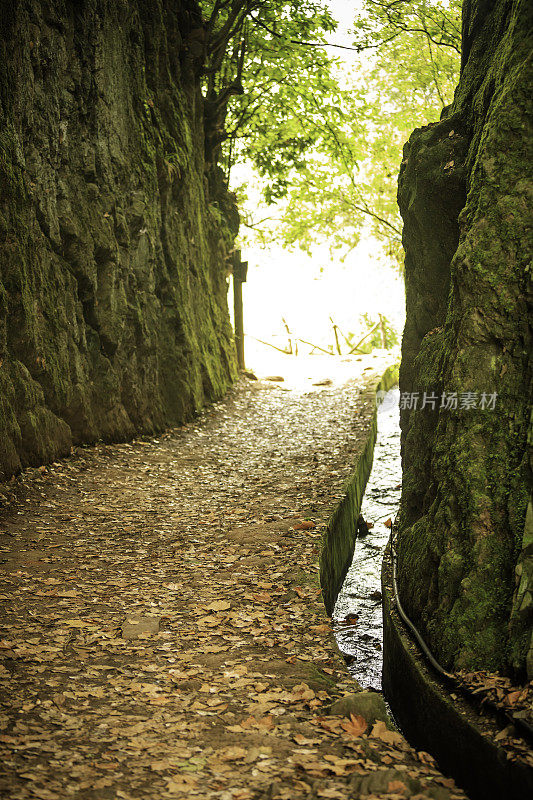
229,0,406,375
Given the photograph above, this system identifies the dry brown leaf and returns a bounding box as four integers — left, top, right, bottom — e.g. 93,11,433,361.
93,778,113,789
294,520,316,530
387,779,407,793
417,750,436,765
165,775,197,793
284,684,315,703
310,623,331,633
151,759,175,771
205,600,231,612
256,715,275,730
293,758,329,776
252,592,272,603
370,721,404,746
316,717,343,733
293,733,321,746
218,746,248,761
506,690,521,705
341,713,367,737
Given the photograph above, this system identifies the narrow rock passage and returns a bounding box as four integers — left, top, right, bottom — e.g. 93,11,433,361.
0,357,466,800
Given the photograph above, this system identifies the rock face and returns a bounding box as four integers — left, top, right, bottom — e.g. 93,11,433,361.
0,0,238,481
397,0,532,676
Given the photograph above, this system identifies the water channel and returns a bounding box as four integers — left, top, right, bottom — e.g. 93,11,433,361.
333,387,401,690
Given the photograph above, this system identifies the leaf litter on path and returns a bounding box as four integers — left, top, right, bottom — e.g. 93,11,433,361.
0,355,468,799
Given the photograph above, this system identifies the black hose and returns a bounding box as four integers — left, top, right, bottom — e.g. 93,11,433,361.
390,533,533,748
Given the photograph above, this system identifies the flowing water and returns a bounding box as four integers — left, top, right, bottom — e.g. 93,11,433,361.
333,387,401,690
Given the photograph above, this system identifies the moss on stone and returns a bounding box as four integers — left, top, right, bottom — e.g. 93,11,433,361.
0,0,238,482
396,0,532,675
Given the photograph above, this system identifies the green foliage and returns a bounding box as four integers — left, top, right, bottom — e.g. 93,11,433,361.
353,0,461,60
279,1,462,263
200,1,339,180
199,0,461,264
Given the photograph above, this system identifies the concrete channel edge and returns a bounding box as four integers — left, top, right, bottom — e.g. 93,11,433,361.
319,363,399,616
381,543,533,800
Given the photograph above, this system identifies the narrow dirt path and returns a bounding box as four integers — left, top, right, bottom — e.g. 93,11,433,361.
0,356,466,800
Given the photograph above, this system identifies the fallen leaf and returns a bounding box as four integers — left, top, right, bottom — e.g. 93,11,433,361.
506,690,521,706
252,592,272,603
217,746,247,761
205,600,231,612
294,520,316,530
341,713,367,737
293,733,321,746
387,779,407,793
417,750,436,765
165,775,197,793
151,760,175,771
370,721,404,746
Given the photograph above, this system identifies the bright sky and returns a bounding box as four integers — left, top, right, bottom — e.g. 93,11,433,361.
232,0,406,369
328,0,358,42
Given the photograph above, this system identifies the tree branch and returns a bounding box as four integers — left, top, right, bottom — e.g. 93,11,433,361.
249,11,360,52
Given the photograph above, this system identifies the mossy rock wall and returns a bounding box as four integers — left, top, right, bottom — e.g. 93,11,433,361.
397,0,532,675
0,0,238,481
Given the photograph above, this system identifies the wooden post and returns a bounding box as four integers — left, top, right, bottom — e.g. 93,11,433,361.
233,275,245,370
232,251,247,370
282,317,294,355
379,313,387,348
330,317,342,355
